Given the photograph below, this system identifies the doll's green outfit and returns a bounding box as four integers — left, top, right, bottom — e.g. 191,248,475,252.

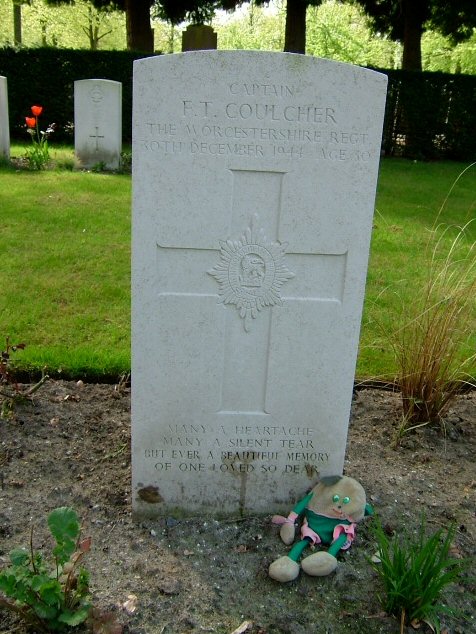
273,491,361,562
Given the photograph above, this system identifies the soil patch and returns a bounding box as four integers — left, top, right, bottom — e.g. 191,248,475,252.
1,381,475,634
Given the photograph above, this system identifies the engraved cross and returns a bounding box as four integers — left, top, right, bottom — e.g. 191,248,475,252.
89,126,105,151
156,168,347,415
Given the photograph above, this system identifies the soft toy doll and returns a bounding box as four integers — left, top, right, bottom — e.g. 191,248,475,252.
269,475,372,582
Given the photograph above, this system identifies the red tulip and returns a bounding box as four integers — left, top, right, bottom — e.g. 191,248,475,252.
25,116,37,128
31,105,43,116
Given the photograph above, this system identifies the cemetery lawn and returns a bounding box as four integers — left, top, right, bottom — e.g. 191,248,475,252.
0,157,475,383
0,380,474,634
0,166,131,381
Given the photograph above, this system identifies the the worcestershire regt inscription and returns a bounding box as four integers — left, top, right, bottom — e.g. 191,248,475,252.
132,51,387,517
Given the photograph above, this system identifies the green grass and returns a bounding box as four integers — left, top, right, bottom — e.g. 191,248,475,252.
0,154,475,381
0,164,130,380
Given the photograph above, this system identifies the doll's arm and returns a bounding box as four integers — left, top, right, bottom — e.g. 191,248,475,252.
272,511,297,545
272,492,314,545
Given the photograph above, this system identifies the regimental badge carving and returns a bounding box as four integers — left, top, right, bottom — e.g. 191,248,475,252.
208,215,295,332
89,86,104,104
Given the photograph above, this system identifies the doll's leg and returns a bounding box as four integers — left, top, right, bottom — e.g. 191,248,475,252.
288,538,312,562
301,534,348,577
328,533,348,558
268,539,312,583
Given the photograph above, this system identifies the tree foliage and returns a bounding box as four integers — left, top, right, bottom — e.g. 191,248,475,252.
156,0,320,53
44,0,246,50
215,2,285,52
155,0,245,26
0,0,125,49
214,1,401,67
355,0,476,70
306,2,399,67
44,0,153,51
1,0,475,73
255,0,324,53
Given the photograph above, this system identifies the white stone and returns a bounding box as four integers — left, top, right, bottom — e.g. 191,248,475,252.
74,79,122,169
131,51,387,517
0,76,10,160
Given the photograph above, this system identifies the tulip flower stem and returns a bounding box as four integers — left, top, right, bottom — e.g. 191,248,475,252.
24,104,55,170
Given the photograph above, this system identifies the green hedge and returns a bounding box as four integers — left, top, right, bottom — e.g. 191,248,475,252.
382,69,476,160
1,47,475,159
0,47,156,143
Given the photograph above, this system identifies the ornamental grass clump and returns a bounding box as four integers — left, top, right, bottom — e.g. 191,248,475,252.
24,104,55,170
370,516,470,634
393,220,475,433
387,165,476,438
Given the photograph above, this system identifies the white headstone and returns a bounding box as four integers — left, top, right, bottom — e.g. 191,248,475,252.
74,79,122,170
132,51,387,517
0,76,10,160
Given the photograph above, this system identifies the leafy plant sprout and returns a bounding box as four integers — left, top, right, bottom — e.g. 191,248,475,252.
370,515,471,634
0,507,91,632
24,104,56,170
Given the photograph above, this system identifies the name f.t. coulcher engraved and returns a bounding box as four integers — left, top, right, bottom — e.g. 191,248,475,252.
208,215,295,332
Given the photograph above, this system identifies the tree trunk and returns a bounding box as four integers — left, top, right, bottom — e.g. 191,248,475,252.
400,0,427,157
40,18,47,46
401,0,424,71
167,23,175,54
125,0,153,52
284,0,307,54
13,0,22,46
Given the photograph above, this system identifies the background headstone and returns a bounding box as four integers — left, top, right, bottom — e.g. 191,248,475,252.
132,51,387,517
74,79,122,170
0,76,10,160
182,24,218,51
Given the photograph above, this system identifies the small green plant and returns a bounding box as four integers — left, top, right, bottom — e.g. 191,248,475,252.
91,160,107,173
370,515,469,634
118,151,132,174
24,105,56,170
1,337,26,418
0,507,91,632
55,157,76,171
0,337,48,419
1,337,26,386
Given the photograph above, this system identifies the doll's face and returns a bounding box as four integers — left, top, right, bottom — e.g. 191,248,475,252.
307,476,366,522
